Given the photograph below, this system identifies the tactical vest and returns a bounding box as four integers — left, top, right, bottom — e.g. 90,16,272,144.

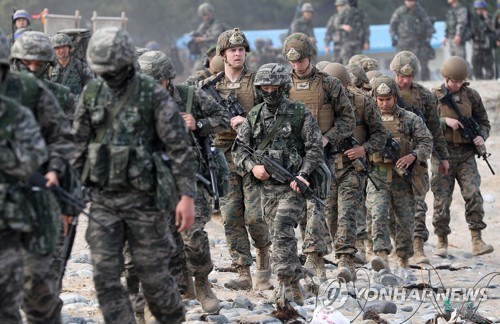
400,86,421,109
397,9,422,40
289,71,334,134
44,80,74,120
0,72,40,114
347,86,367,145
370,111,413,164
82,75,157,192
213,70,256,143
435,87,472,144
247,101,306,174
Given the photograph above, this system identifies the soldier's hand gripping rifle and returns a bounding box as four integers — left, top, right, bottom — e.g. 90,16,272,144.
439,84,495,175
382,135,413,181
236,140,327,207
202,137,220,210
335,136,380,191
201,72,246,117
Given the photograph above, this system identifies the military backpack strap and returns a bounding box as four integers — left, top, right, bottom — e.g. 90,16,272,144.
176,84,195,114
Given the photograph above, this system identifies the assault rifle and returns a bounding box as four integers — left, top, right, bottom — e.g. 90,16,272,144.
439,84,495,175
201,72,246,117
203,137,220,210
382,135,412,180
333,136,380,191
236,140,327,207
397,96,426,123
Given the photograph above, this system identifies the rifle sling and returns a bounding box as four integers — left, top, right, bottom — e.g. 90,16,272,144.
257,113,286,151
440,83,465,119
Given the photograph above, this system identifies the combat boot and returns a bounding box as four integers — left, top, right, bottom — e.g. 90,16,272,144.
271,276,293,306
365,239,374,261
290,279,304,306
254,246,273,290
304,252,326,282
224,266,252,290
434,235,448,258
337,254,355,282
353,239,367,264
371,251,390,272
397,256,409,268
412,237,430,264
194,276,220,313
471,230,494,256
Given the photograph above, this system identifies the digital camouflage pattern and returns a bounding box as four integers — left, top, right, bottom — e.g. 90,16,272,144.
49,57,94,100
51,33,72,48
390,50,421,77
431,84,491,237
195,6,228,55
10,31,55,64
0,95,48,324
290,16,316,42
138,50,177,81
216,28,251,56
446,1,469,58
472,11,495,79
86,28,136,74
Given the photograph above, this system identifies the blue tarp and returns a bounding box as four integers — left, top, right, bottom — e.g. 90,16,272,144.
176,21,446,56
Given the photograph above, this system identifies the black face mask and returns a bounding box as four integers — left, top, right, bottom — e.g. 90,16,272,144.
15,60,50,79
258,88,283,108
100,65,135,89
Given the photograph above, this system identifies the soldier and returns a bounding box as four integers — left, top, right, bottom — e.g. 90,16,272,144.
9,9,31,43
444,0,470,59
185,46,224,86
431,56,494,258
493,0,500,77
290,3,316,45
189,3,228,64
471,1,496,80
10,31,76,122
49,33,94,100
346,64,371,93
389,51,449,264
2,28,76,324
322,63,386,272
390,0,435,81
282,33,355,281
232,63,324,305
199,28,272,292
138,50,230,313
72,28,196,323
367,76,432,271
324,0,368,64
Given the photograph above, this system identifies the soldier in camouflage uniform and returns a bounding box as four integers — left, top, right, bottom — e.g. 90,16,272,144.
367,76,432,271
72,28,197,324
444,0,470,59
493,1,500,77
49,32,94,100
390,0,435,81
138,50,230,313
324,0,369,65
10,32,76,122
282,33,355,281
232,63,324,306
471,1,496,80
431,56,494,258
389,51,449,264
346,64,371,94
199,28,272,292
2,28,76,324
290,3,316,46
322,63,386,274
185,46,224,86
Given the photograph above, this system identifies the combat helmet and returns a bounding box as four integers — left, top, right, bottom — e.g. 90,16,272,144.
254,63,291,102
366,70,383,83
301,2,315,12
210,55,224,73
390,50,420,77
315,61,330,71
11,31,55,63
138,50,176,82
372,76,400,98
13,9,31,25
0,28,10,67
346,65,369,88
216,28,251,56
335,0,348,6
473,1,488,8
51,33,73,49
198,2,215,16
323,63,350,87
348,54,368,66
359,57,379,72
440,56,468,81
86,28,136,74
282,33,317,61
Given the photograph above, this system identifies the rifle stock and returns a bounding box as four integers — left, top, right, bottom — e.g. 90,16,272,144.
202,137,220,209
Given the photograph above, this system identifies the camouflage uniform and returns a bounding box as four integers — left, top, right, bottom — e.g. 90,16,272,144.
73,28,196,324
283,33,355,280
431,56,492,257
199,29,271,291
445,1,469,59
0,95,49,324
325,2,368,64
367,77,432,270
192,3,228,58
493,2,500,78
232,63,324,305
389,2,435,80
3,30,76,324
49,33,94,99
472,7,496,80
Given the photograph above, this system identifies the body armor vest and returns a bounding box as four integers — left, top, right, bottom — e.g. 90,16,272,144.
435,87,472,144
0,72,40,114
213,70,255,143
82,75,157,191
347,86,367,145
289,71,334,134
